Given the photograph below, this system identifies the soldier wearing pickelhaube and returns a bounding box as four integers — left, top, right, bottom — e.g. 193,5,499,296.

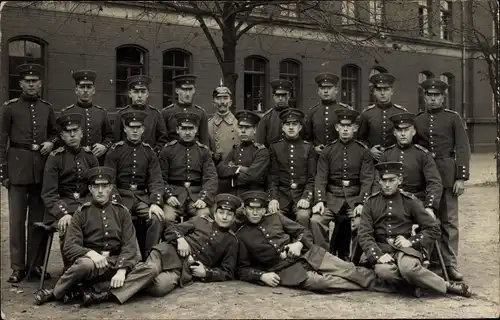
414,78,471,281
305,72,352,153
41,113,99,269
161,74,210,146
60,70,114,163
358,73,407,161
0,63,59,283
114,75,168,154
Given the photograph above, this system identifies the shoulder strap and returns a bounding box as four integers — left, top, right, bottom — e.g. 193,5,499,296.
3,98,19,106
414,144,429,153
49,146,65,156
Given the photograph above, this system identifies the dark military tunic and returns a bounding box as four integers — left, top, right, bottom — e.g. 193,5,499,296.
358,190,441,265
315,139,374,213
114,105,168,153
255,106,288,147
63,200,139,271
41,146,99,223
304,101,351,146
414,108,470,188
159,140,218,206
60,102,114,149
104,140,164,210
358,103,407,149
161,103,210,146
0,95,58,184
217,141,269,195
268,138,316,208
379,144,443,210
152,215,239,282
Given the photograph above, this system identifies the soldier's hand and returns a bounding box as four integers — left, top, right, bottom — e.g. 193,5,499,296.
260,272,281,287
1,178,10,189
57,214,73,234
351,204,363,218
424,207,436,220
268,200,280,214
314,145,325,153
86,250,108,269
312,202,325,215
377,253,394,264
110,269,126,288
177,237,191,257
193,199,207,209
394,235,412,248
296,199,310,209
238,166,249,174
40,142,54,156
149,204,165,222
92,143,108,157
190,261,207,278
285,242,303,258
167,196,181,207
370,145,383,161
212,152,222,163
453,179,465,196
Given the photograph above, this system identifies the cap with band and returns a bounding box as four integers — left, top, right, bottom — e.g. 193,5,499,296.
235,110,261,126
314,72,339,87
241,191,269,207
270,79,293,93
420,78,449,94
369,73,396,88
127,75,152,89
17,63,44,78
72,70,97,84
87,166,116,184
335,109,360,123
215,193,242,212
389,112,416,129
121,110,148,126
56,113,83,129
279,108,305,122
175,112,201,126
375,161,403,176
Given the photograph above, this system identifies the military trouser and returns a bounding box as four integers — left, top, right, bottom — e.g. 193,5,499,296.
144,249,181,297
280,202,313,229
8,184,46,270
163,202,210,222
132,201,163,260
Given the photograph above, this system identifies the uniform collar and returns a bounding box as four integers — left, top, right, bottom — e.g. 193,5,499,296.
376,102,393,110
284,136,302,143
274,105,288,112
20,93,38,102
131,104,146,109
322,99,336,106
65,144,82,154
92,199,111,209
212,112,235,126
179,140,196,147
76,100,93,109
382,189,401,200
240,140,254,146
339,138,354,145
427,107,444,114
396,142,412,150
125,138,142,146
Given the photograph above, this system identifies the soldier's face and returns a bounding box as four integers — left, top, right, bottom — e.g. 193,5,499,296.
176,123,198,142
213,95,232,113
237,122,256,142
75,81,95,103
124,122,145,142
379,174,402,196
214,208,236,229
20,75,42,96
61,124,83,148
273,91,290,107
394,125,415,146
129,86,149,105
373,86,394,104
89,181,113,204
317,85,337,100
281,120,302,139
335,121,357,141
244,203,266,224
176,86,195,104
424,91,445,109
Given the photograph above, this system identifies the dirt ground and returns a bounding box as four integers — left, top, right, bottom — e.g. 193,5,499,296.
0,184,498,319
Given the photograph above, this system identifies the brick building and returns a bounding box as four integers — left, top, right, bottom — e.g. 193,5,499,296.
0,1,495,151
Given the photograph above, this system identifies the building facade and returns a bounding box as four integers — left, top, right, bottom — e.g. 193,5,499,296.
0,1,495,151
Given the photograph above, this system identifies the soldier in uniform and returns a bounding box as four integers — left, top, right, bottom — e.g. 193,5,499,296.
217,110,269,195
0,63,58,283
311,109,374,257
304,73,352,153
145,193,241,297
236,191,395,294
357,161,472,297
34,167,160,306
160,112,218,221
60,70,114,163
414,79,470,281
105,110,165,259
255,79,293,147
161,74,209,146
267,108,316,228
42,113,99,268
358,73,407,161
208,85,239,165
114,75,168,154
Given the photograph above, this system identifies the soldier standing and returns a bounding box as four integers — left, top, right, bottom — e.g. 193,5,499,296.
267,108,317,228
255,79,293,147
161,74,210,145
42,113,99,268
60,70,114,163
0,63,58,283
358,73,407,161
114,75,168,154
304,73,352,153
217,110,269,195
414,79,470,281
208,85,239,165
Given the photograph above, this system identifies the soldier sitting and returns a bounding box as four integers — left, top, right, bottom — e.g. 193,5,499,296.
237,191,394,294
41,113,100,269
34,167,159,306
145,193,241,297
357,161,472,297
160,112,218,221
105,110,165,259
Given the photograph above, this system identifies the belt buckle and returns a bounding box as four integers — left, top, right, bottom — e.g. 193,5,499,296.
290,182,297,190
130,184,137,191
431,152,436,158
342,180,350,187
31,144,40,151
102,251,110,258
387,238,395,245
73,192,80,200
184,182,191,188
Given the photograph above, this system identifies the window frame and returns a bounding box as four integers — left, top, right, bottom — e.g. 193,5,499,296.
341,64,361,110
418,0,432,37
243,55,269,112
162,48,193,108
279,59,302,109
439,0,453,41
369,0,385,25
115,44,149,110
341,0,357,25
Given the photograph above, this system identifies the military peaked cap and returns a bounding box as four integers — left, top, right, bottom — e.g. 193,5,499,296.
72,70,97,84
121,110,148,126
335,109,360,123
314,72,339,87
241,191,269,207
215,193,242,212
235,110,261,126
270,79,293,93
389,112,416,129
56,113,83,129
420,78,449,93
87,166,116,184
127,75,152,89
175,112,200,126
375,161,403,176
173,74,198,87
17,63,44,78
279,108,305,122
369,73,396,88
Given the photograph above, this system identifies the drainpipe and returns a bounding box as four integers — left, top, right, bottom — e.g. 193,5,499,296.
460,0,467,121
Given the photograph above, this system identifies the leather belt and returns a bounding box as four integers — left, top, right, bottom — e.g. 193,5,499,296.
61,191,84,200
168,180,201,187
375,234,411,243
431,152,455,159
280,183,304,190
118,184,146,191
328,179,360,187
10,142,40,151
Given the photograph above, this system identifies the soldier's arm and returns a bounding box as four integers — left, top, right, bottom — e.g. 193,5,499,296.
0,104,12,173
357,148,374,205
422,152,443,210
314,147,329,204
217,148,238,178
267,145,280,200
101,111,115,150
255,118,267,145
303,109,314,143
146,150,164,207
46,106,60,145
103,147,122,201
236,239,266,283
453,113,471,181
301,145,317,202
159,146,175,200
199,237,238,282
115,206,140,271
41,154,69,220
113,112,123,144
63,209,90,262
238,147,270,183
198,111,210,146
154,111,169,153
357,199,384,265
356,113,370,146
278,214,314,249
200,148,218,206
407,196,441,249
162,218,196,242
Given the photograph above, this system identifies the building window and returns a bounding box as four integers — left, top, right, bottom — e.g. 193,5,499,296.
341,64,361,109
163,49,192,108
369,0,384,25
116,45,148,110
368,66,388,104
8,37,46,99
418,0,432,37
418,71,434,111
279,3,298,18
244,56,268,112
440,1,452,40
279,59,301,108
341,0,356,25
440,73,455,110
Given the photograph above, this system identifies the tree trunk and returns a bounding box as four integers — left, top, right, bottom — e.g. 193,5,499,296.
222,34,238,114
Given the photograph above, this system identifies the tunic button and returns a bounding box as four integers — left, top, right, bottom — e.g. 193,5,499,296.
102,210,105,213
105,232,108,235
105,225,108,227
103,217,106,220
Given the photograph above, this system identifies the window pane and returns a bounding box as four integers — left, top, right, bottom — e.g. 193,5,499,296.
117,47,143,64
116,66,128,81
164,52,174,66
25,41,42,58
9,41,25,57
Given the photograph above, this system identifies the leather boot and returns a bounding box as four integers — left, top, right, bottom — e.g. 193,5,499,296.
81,290,110,307
446,267,464,281
34,289,55,305
446,282,472,297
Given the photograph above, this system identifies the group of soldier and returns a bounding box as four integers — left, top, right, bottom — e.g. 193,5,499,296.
0,62,472,308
